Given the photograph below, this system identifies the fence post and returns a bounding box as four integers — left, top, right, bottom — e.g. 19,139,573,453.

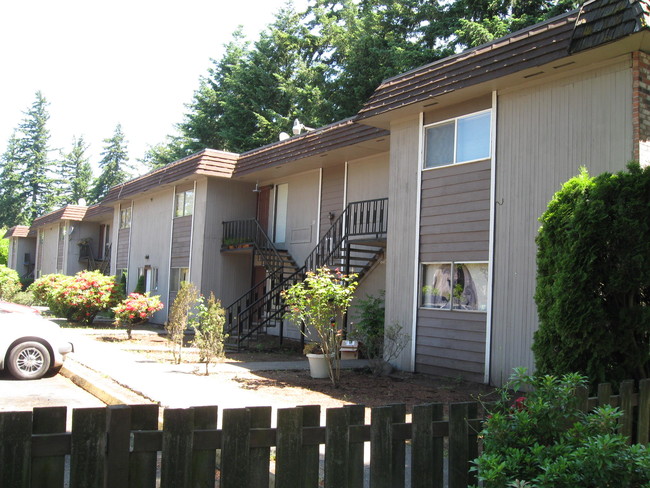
70,407,107,488
129,404,160,488
32,406,67,488
411,403,443,488
346,404,365,488
638,379,650,445
390,404,406,488
161,408,194,488
106,405,132,488
0,410,32,488
300,405,321,488
325,407,349,488
597,383,612,407
191,406,218,488
370,406,392,488
221,408,251,488
276,407,303,488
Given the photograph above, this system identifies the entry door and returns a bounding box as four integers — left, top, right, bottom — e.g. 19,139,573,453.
257,185,272,234
274,183,288,245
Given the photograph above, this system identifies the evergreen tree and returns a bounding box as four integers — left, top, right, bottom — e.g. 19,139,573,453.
17,91,58,221
0,132,28,227
91,124,131,203
59,136,93,205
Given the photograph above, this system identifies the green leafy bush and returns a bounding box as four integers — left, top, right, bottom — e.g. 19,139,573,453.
190,292,227,375
113,292,164,339
166,281,198,364
534,163,650,386
0,264,21,300
29,271,122,323
473,368,650,487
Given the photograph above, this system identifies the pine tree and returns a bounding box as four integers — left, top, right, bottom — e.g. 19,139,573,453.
91,124,131,203
0,132,27,227
59,136,93,205
17,91,58,221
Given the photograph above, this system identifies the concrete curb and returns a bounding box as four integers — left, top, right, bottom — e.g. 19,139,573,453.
60,359,155,406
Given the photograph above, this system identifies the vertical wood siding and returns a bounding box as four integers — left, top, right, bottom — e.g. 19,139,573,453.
491,59,633,386
385,116,421,371
116,228,130,269
319,164,345,239
171,215,192,268
417,159,491,382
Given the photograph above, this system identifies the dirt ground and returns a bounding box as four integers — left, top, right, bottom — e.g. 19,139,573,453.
91,326,499,412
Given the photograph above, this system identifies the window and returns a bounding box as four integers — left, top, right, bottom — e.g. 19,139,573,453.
421,262,489,311
170,267,189,293
120,207,132,229
424,110,491,169
175,189,194,217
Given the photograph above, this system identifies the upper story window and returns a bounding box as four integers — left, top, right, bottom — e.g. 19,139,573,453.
120,207,132,229
424,110,491,169
175,189,194,218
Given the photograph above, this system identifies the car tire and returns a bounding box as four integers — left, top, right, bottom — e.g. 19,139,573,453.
7,341,51,380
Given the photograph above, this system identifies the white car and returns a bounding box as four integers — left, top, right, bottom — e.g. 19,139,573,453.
0,302,74,380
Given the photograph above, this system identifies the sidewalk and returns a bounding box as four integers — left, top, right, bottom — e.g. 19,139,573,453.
61,329,369,412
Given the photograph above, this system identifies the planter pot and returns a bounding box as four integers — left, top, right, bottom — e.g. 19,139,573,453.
306,353,330,379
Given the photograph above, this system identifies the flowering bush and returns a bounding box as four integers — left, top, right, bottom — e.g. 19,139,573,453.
282,267,357,387
29,271,122,323
0,264,21,300
472,368,650,487
113,292,163,339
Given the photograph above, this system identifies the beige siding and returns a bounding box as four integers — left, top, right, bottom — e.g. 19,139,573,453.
319,164,345,238
171,215,192,268
491,58,633,385
385,116,421,371
346,153,390,203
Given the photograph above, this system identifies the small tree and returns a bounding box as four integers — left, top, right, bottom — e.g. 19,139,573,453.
191,293,227,375
282,267,357,387
0,265,21,300
166,281,198,364
113,293,164,339
533,163,650,386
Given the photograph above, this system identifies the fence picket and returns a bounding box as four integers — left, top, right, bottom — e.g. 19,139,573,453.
70,407,106,488
276,407,303,488
221,408,251,488
370,406,392,488
0,410,32,488
597,382,612,407
325,407,349,488
300,405,321,488
106,405,132,488
160,408,194,488
448,402,471,488
31,406,66,488
129,404,160,488
345,404,365,488
639,379,650,445
191,406,218,488
411,403,444,488
248,406,272,488
390,404,406,488
619,380,634,442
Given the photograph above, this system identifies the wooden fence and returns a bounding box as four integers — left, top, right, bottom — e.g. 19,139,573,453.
1,379,648,488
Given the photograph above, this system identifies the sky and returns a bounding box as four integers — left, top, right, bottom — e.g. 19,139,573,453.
0,0,308,172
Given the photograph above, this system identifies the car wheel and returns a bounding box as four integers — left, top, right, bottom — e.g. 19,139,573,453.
7,341,51,380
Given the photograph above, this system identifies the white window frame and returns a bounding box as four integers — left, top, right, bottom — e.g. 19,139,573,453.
169,267,189,293
423,109,492,170
174,189,194,218
420,261,489,312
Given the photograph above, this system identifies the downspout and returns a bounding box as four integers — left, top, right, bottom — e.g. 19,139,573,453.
484,90,498,385
410,112,425,372
126,201,134,291
316,168,323,240
166,188,176,319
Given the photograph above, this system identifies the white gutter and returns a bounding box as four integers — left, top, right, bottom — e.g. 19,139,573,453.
410,112,425,372
484,90,498,385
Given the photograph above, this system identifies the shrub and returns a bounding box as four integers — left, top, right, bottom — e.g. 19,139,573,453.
534,163,650,386
29,271,122,323
133,274,146,294
282,267,357,387
472,368,650,487
190,292,226,375
0,265,21,300
113,293,164,339
166,281,198,364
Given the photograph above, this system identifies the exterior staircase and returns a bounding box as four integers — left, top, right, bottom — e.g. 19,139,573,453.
222,198,388,348
78,240,111,275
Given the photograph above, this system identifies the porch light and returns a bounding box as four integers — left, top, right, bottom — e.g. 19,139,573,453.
253,182,261,193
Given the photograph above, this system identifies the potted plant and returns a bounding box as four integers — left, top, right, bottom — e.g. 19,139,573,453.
302,342,329,378
282,267,357,387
